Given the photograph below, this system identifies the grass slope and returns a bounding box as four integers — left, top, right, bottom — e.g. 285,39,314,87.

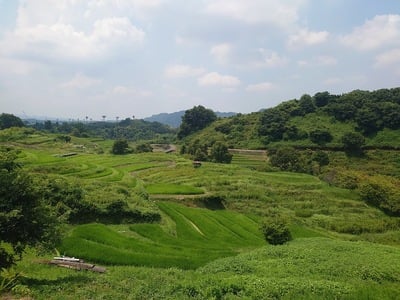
61,202,264,269
18,238,400,299
2,130,400,299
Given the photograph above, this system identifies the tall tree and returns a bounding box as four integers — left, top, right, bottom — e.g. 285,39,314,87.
178,106,217,139
210,141,232,163
0,149,59,269
313,91,333,108
298,94,316,115
258,108,288,142
0,113,24,130
111,139,130,154
341,132,365,156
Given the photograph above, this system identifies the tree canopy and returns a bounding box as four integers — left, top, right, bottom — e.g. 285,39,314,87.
0,113,24,130
178,106,217,139
210,141,232,163
341,132,365,155
111,139,130,154
0,148,59,269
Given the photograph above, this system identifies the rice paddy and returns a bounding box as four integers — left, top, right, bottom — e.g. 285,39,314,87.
61,202,264,269
4,131,400,299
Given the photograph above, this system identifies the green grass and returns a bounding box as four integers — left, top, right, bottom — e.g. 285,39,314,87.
231,152,268,169
60,202,264,269
146,183,204,195
3,131,400,299
16,237,400,299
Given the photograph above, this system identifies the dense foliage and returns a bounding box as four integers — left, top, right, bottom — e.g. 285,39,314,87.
260,217,292,245
181,139,232,163
0,149,59,269
32,118,175,142
178,105,217,139
184,87,400,151
258,88,400,146
111,139,130,154
210,141,233,163
341,131,366,155
359,177,400,216
0,114,24,130
269,147,330,174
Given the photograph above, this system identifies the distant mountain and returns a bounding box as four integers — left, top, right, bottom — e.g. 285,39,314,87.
144,110,236,128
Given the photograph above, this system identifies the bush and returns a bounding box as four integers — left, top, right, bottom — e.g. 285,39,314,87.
112,139,130,154
260,217,292,245
135,143,153,153
269,147,299,171
0,113,24,130
309,129,333,145
210,141,232,163
342,132,365,155
359,177,400,216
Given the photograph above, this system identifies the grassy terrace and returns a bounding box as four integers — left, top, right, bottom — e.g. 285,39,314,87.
9,133,399,246
61,202,265,269
2,131,400,299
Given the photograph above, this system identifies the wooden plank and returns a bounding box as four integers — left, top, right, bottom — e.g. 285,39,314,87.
48,260,106,273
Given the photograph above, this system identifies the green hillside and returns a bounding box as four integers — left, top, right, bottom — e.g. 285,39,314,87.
181,87,400,150
17,237,400,299
1,88,400,299
61,202,264,269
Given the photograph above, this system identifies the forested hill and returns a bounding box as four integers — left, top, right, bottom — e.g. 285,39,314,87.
144,110,236,128
29,118,176,142
183,87,400,150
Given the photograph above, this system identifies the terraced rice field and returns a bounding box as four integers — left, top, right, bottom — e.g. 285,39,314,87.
230,149,268,169
61,202,265,269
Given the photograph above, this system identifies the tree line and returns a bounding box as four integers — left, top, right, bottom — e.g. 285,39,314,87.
258,88,400,146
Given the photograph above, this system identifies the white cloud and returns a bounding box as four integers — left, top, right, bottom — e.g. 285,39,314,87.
0,58,40,75
297,60,308,67
60,73,101,89
341,14,400,50
1,1,145,63
85,0,164,19
164,64,205,78
252,49,288,68
174,35,201,47
375,48,400,67
93,18,145,42
288,28,329,47
316,55,337,66
297,55,337,67
198,72,241,87
204,0,303,27
210,43,232,64
246,82,274,92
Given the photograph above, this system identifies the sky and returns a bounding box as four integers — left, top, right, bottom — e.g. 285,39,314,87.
1,0,400,120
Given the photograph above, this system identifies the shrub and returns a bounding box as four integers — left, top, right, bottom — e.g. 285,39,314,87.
269,147,299,171
136,143,153,153
260,217,292,245
210,141,232,163
309,129,333,145
341,132,365,155
112,139,130,154
322,168,359,189
0,113,24,130
359,177,400,216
